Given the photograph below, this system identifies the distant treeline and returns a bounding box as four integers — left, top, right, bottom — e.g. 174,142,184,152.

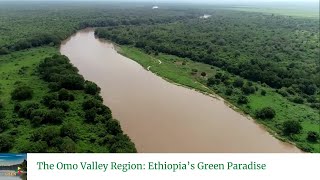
95,11,319,107
0,7,198,55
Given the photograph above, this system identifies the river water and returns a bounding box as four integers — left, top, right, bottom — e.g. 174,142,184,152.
60,29,301,153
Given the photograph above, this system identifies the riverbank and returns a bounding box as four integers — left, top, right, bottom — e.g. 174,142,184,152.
60,29,303,152
115,45,319,153
0,44,136,153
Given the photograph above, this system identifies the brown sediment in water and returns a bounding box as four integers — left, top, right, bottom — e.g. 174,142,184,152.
60,28,301,153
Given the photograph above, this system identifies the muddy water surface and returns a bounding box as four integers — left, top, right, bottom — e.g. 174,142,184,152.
60,29,301,153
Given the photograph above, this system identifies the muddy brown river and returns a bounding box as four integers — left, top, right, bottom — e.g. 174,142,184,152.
60,29,301,153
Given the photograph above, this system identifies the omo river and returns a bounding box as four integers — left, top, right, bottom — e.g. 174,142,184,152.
60,29,301,153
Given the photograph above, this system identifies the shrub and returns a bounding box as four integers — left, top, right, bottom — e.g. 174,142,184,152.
282,120,302,135
59,137,76,153
58,89,70,101
60,74,85,90
61,122,79,141
42,109,64,124
11,86,33,100
109,134,136,153
256,107,276,119
18,102,40,119
225,88,233,96
241,85,255,95
106,119,123,135
42,93,58,106
291,96,304,104
261,89,267,96
48,100,69,112
21,141,48,153
84,81,101,95
48,82,61,91
201,72,206,77
85,108,97,123
191,69,198,73
31,126,61,146
207,77,220,86
237,95,248,104
43,126,61,146
82,99,99,110
30,109,48,125
307,131,319,142
233,78,244,88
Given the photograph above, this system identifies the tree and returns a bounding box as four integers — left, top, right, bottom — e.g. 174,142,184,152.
282,120,302,135
233,78,244,88
59,137,76,152
60,74,85,90
58,89,70,101
207,77,220,86
42,109,64,124
82,99,99,110
301,84,317,95
292,96,304,104
237,95,248,104
84,81,101,95
109,134,137,153
85,108,97,123
0,134,14,152
18,102,40,119
22,141,48,153
201,72,207,77
225,88,233,96
61,122,79,141
241,85,255,95
261,89,267,96
42,93,58,106
11,86,33,101
106,119,123,135
307,131,319,142
256,107,276,119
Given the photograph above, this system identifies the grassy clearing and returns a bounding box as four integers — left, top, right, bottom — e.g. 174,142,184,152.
119,46,320,152
0,47,57,104
227,7,319,18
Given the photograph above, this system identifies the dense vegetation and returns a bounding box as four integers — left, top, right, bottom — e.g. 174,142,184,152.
0,2,205,153
0,2,198,52
95,9,319,152
95,11,320,110
0,2,319,152
0,50,136,152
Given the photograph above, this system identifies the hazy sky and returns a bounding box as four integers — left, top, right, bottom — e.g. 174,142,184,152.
0,0,318,2
0,0,318,6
